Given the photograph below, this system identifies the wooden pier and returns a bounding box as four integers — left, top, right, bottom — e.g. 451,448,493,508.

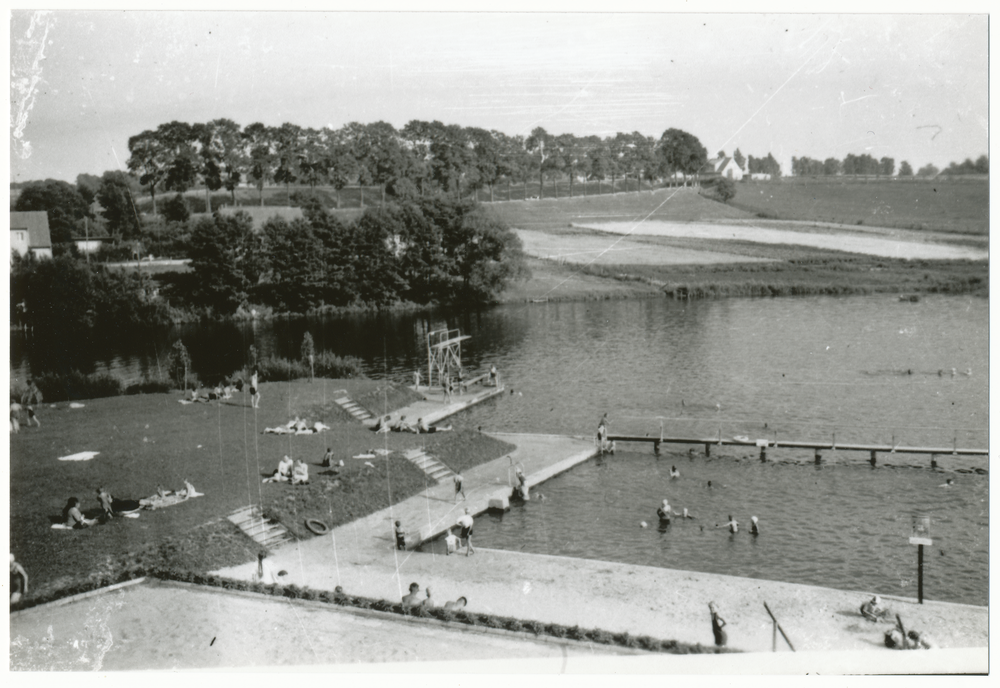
607,433,988,467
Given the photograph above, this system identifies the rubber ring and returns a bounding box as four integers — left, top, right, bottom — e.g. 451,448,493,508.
305,518,329,535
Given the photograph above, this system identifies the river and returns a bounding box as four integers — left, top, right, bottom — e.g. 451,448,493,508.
10,294,988,604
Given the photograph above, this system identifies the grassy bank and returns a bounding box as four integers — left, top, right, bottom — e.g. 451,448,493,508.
9,379,513,604
730,179,988,234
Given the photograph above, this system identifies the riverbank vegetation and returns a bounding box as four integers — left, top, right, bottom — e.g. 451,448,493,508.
9,379,514,607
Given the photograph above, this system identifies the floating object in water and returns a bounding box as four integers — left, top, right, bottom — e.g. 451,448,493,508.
59,451,99,462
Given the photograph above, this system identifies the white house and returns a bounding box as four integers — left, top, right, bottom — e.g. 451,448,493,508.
699,155,745,182
10,211,53,259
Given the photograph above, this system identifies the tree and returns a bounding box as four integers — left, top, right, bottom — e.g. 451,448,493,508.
974,155,989,174
297,127,328,191
195,118,242,212
188,211,259,312
823,157,842,176
352,121,406,205
586,138,613,194
75,173,101,206
96,171,141,239
916,163,939,178
898,161,914,177
243,122,277,206
301,331,315,381
525,127,553,198
163,194,190,224
467,127,505,202
261,216,326,312
712,178,737,203
879,157,895,177
272,122,303,205
733,148,746,172
15,179,89,244
168,339,192,390
657,128,708,186
127,130,167,215
157,121,200,194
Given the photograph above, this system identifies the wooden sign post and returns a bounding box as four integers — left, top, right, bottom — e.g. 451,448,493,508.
909,515,932,604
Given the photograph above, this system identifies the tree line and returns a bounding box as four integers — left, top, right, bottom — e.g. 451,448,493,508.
123,119,718,214
10,196,531,333
791,153,988,178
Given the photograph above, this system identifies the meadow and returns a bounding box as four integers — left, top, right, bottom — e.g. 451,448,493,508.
9,378,514,604
730,178,988,234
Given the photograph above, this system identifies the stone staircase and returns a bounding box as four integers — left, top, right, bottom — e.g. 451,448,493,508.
227,504,295,550
333,393,374,423
402,448,455,484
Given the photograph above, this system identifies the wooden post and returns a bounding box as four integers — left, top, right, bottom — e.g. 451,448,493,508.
918,544,924,604
870,450,877,467
654,441,661,454
930,453,937,469
759,446,767,462
814,448,822,464
704,443,711,457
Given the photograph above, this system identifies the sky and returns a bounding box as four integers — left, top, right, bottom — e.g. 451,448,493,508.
8,10,990,183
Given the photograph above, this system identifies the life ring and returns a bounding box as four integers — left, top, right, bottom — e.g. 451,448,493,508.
305,518,329,535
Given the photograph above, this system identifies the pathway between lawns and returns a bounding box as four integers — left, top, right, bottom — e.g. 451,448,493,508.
215,432,988,656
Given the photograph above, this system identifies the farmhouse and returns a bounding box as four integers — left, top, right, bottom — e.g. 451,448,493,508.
9,211,53,259
699,155,744,182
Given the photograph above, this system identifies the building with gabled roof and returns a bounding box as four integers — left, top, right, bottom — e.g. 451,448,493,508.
699,155,744,182
10,211,53,259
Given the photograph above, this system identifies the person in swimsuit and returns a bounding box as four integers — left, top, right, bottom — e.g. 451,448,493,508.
250,370,260,409
394,520,406,550
669,465,680,479
444,596,467,611
10,554,28,605
718,515,738,534
457,509,475,556
453,473,466,503
709,602,727,647
657,499,675,523
402,582,423,607
750,516,760,536
444,528,459,555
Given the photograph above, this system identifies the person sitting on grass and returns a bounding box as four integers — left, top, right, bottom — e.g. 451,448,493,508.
393,415,415,433
10,554,28,605
291,459,309,485
63,497,94,528
860,595,891,622
321,447,335,468
208,385,221,402
417,418,453,434
374,414,393,434
263,456,295,483
444,528,459,555
96,487,142,518
444,596,467,611
402,582,423,607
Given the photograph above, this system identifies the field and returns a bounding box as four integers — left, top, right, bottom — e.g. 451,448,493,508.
9,379,514,604
730,179,989,234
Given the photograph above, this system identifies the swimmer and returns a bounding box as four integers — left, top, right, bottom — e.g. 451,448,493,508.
681,508,694,519
717,515,739,534
669,465,680,479
939,478,954,488
750,516,760,536
656,499,675,522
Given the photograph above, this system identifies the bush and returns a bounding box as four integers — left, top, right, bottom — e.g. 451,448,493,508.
34,370,124,402
163,194,191,225
124,379,172,395
312,352,364,378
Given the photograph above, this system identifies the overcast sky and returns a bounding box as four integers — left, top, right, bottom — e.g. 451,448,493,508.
9,11,989,183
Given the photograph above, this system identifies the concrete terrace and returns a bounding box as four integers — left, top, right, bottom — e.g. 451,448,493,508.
215,427,988,658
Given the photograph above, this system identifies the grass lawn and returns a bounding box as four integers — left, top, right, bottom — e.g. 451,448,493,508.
10,379,514,604
730,179,988,234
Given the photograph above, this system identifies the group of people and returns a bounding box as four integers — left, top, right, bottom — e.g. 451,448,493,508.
861,597,937,649
373,414,452,434
263,455,310,484
394,508,475,557
59,480,201,528
401,582,468,611
10,379,43,433
183,372,260,408
596,413,615,453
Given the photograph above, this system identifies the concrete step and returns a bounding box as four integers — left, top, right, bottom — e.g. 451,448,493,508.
334,395,373,421
227,504,293,548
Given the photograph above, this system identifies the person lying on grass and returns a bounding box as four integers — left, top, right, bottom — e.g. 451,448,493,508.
417,418,453,434
263,455,295,483
96,487,141,519
444,596,467,611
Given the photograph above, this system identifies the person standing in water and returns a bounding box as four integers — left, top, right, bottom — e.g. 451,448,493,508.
750,516,760,536
718,515,739,534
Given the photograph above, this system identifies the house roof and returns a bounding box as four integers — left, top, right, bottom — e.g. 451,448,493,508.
9,211,52,248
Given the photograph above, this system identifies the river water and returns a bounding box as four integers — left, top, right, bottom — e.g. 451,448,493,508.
10,294,988,604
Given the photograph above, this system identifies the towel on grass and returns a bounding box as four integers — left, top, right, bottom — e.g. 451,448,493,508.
69,403,85,409
353,453,376,460
59,451,99,462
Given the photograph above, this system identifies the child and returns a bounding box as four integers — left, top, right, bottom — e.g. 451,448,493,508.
394,520,407,550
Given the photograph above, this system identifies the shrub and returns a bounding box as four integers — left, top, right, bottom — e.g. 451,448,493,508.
124,379,172,395
313,352,364,378
34,370,124,402
163,194,191,224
